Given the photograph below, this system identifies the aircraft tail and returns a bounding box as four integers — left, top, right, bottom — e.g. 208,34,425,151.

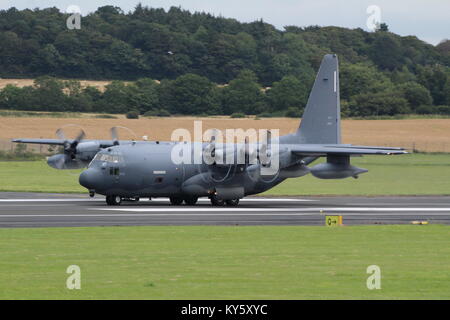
296,54,341,144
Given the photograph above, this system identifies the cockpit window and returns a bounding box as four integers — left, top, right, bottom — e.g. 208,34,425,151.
89,153,124,168
93,153,123,163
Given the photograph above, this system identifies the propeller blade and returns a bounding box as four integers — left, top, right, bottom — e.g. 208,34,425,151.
259,130,272,166
74,129,86,143
47,154,67,170
204,129,219,165
55,128,66,140
69,129,86,156
237,136,250,168
110,127,120,146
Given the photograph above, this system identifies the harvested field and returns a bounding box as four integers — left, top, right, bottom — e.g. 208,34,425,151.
1,117,450,152
0,79,116,92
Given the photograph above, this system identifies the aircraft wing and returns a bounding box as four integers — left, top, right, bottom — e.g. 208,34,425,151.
291,144,408,156
12,138,68,145
12,138,117,148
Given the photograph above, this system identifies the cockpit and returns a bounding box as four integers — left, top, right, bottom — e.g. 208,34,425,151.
89,151,124,167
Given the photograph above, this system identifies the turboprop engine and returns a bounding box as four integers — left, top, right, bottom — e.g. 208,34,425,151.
310,155,368,179
47,126,122,170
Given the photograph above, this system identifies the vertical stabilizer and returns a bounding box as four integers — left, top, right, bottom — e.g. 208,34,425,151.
297,54,341,144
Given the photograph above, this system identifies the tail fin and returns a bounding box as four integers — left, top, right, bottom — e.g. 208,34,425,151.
297,54,341,144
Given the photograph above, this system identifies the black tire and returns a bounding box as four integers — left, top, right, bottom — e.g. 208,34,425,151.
170,197,184,206
184,197,199,206
210,195,225,207
106,195,121,206
226,199,240,207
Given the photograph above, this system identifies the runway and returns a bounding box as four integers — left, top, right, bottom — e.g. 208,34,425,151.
0,192,450,228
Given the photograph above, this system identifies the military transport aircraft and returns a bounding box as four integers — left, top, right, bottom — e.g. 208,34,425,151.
13,54,407,206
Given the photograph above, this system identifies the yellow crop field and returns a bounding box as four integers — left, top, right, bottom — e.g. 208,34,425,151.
1,117,450,152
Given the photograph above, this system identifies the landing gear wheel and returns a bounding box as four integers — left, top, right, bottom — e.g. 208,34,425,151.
226,199,240,207
210,195,225,207
170,197,184,206
106,195,122,206
184,197,199,206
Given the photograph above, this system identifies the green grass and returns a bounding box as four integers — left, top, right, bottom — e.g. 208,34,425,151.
0,161,85,193
0,225,449,299
1,154,448,195
266,153,450,196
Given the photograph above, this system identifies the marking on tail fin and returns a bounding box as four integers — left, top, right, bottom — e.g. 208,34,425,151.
334,71,337,93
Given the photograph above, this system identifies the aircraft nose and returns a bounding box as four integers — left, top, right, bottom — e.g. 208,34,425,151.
79,169,102,190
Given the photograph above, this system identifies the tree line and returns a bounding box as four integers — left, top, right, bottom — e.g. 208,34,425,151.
1,69,449,117
0,5,449,117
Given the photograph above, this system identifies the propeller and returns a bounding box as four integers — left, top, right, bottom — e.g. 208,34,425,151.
238,137,251,167
203,128,219,165
55,126,86,160
259,130,272,166
109,126,138,146
110,127,120,146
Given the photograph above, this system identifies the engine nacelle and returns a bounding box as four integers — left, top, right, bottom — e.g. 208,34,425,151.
47,154,86,170
310,155,368,180
76,141,101,161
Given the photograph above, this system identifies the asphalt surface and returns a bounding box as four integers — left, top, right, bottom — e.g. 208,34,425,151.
0,192,450,228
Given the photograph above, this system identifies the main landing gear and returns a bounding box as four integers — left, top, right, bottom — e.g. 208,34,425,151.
106,195,139,206
106,195,122,206
210,195,240,207
169,197,199,206
105,195,239,207
168,195,240,206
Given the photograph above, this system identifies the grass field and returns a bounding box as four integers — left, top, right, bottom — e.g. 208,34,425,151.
0,154,449,195
265,153,450,196
0,225,449,299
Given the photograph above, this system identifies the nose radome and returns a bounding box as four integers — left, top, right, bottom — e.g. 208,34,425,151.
79,169,101,190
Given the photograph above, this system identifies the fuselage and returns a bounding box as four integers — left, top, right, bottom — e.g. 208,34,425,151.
79,137,312,198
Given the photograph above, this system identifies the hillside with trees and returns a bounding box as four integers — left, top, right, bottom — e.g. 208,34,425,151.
0,5,449,117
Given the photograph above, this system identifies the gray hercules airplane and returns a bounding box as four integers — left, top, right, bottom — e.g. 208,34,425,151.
13,54,407,206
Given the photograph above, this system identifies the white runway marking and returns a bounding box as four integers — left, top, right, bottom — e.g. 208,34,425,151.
0,198,316,202
0,213,315,218
94,207,450,213
1,212,450,219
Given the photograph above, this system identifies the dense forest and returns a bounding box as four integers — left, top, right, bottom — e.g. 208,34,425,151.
0,5,449,117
